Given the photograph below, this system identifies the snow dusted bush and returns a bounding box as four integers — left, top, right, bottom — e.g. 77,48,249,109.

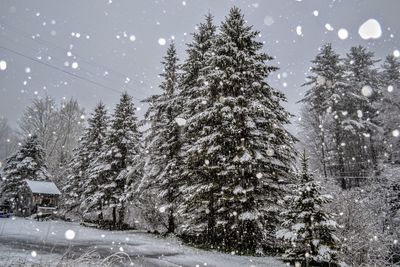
326,165,400,266
58,250,134,266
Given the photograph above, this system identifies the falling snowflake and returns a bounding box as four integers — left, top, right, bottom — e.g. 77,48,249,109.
65,229,76,240
0,60,7,71
159,206,166,213
361,85,372,97
266,148,274,156
158,38,166,46
338,28,348,40
296,25,302,36
263,16,274,26
325,24,334,31
71,62,79,69
129,35,136,42
394,50,400,58
358,19,382,39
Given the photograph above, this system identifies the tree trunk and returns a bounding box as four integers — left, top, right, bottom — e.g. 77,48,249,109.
316,115,328,179
320,134,327,180
112,206,117,230
118,202,125,230
167,207,175,233
98,201,104,226
369,134,378,171
207,188,216,245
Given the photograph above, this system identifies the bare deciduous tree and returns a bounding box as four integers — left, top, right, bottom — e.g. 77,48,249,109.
18,96,85,184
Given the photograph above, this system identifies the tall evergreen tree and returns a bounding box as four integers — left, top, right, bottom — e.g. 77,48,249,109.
342,46,381,178
380,55,400,162
97,92,141,228
179,7,296,253
142,42,181,233
0,135,51,210
277,151,339,266
176,13,217,238
75,103,109,222
180,13,216,92
62,135,89,214
300,44,347,180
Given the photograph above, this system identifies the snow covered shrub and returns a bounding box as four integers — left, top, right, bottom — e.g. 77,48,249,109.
58,250,134,266
328,172,400,266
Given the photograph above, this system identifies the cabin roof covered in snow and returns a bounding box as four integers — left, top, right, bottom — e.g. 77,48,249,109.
25,180,61,195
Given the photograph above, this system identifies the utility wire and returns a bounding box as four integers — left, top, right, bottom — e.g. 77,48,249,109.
0,19,152,90
0,44,144,101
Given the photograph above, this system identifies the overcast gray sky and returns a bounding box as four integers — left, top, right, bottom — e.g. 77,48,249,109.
1,0,399,132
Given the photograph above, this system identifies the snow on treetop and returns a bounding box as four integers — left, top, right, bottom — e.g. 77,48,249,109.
25,179,61,195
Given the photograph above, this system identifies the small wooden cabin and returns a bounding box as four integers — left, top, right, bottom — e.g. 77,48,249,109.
17,179,61,216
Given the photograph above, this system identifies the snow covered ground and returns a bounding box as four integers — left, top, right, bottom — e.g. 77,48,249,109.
0,217,286,267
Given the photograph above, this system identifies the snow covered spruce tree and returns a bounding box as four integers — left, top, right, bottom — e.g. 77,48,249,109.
180,13,216,94
0,135,51,212
379,55,400,162
62,135,90,215
299,44,347,180
142,42,181,234
67,103,109,222
176,13,217,238
341,46,381,182
178,7,296,253
277,151,339,266
92,92,141,229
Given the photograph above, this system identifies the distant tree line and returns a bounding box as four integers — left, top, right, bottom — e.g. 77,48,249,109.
299,43,400,189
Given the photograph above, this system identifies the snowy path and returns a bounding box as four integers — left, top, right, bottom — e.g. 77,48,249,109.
0,217,286,267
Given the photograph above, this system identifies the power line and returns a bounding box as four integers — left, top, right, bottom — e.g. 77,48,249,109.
0,44,143,101
0,35,148,100
0,18,153,92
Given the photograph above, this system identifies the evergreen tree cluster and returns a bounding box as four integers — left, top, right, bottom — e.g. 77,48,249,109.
300,44,400,189
141,7,317,258
62,94,141,229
